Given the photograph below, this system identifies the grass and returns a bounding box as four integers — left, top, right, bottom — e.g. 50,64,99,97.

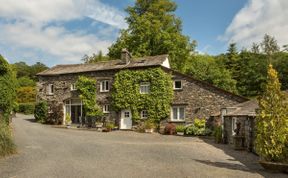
0,120,16,157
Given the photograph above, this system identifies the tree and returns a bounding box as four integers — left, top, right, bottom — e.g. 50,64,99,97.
17,76,36,87
108,0,194,72
81,51,109,64
261,34,280,56
185,54,237,93
0,55,17,123
256,64,288,163
251,42,260,54
30,62,48,80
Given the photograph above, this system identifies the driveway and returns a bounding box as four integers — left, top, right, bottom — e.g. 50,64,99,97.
0,114,286,178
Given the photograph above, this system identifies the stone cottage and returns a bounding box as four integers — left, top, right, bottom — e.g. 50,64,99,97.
36,49,247,129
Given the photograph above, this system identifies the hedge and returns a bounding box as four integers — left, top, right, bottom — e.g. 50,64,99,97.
18,103,35,115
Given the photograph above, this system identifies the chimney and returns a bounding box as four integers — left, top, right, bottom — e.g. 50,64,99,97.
121,48,131,64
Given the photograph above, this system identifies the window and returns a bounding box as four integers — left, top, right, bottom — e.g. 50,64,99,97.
232,117,237,135
71,83,77,91
174,80,182,90
171,106,185,121
124,111,130,118
141,110,148,119
100,80,109,92
47,84,54,95
103,104,110,113
140,82,150,94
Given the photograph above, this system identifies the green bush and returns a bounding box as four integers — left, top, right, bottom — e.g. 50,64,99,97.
34,101,48,123
46,102,63,125
176,125,185,133
0,121,16,157
184,118,212,136
213,126,223,143
18,103,35,114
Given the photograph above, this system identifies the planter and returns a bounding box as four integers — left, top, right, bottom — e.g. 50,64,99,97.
176,132,184,136
145,128,154,133
259,161,288,173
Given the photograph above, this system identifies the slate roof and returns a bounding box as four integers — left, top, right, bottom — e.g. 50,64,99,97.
37,54,168,76
225,100,258,117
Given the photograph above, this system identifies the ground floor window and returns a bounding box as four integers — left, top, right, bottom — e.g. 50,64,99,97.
141,110,148,119
171,106,185,121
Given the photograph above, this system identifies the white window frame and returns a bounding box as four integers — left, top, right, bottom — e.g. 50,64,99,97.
140,82,150,94
100,80,109,92
174,80,183,90
71,83,77,91
141,110,148,119
47,84,54,95
103,104,110,113
171,106,185,121
232,117,237,135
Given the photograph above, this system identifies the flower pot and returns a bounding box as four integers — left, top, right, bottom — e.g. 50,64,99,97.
259,161,288,173
177,132,184,136
145,128,154,133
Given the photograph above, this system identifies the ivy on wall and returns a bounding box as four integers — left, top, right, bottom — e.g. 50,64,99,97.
76,76,103,117
112,67,173,122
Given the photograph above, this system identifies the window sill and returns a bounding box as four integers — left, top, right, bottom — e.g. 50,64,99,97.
173,88,183,91
47,94,54,96
169,120,185,123
100,91,110,93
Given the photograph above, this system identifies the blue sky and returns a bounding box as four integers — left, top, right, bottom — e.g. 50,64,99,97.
0,0,287,67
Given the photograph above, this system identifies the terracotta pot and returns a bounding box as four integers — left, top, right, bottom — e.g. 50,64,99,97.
259,160,288,173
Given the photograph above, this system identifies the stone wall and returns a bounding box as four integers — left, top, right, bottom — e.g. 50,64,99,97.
170,70,247,123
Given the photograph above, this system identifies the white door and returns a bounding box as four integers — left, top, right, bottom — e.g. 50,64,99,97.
120,109,132,129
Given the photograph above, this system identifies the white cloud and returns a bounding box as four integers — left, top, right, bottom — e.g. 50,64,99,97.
0,0,127,65
220,0,288,49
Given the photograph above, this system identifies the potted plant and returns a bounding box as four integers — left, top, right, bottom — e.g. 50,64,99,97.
176,125,185,136
144,120,155,133
103,122,115,132
65,113,72,128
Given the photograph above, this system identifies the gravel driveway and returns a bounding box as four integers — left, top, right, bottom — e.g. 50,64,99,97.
0,114,286,178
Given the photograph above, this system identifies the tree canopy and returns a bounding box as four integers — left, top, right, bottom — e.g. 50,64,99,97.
108,0,194,72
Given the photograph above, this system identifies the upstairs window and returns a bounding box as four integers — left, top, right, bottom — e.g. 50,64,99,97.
47,84,54,95
171,106,185,121
103,104,110,113
71,83,77,91
140,82,150,94
100,80,109,92
174,80,182,90
141,110,148,119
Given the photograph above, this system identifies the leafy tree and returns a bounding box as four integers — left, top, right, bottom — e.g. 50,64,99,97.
256,64,288,163
82,51,109,64
261,34,280,56
16,86,36,103
251,42,260,54
108,0,194,72
17,76,36,87
185,55,237,93
30,62,48,80
12,62,31,78
0,55,17,123
273,52,288,90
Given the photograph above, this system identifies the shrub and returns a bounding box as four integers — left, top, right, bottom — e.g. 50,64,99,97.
65,113,71,125
144,120,155,129
213,126,223,143
176,125,185,133
46,102,63,125
184,118,212,136
18,103,35,114
0,120,16,157
164,123,176,135
34,101,48,123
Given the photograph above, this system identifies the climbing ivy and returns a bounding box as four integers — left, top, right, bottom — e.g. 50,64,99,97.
112,68,173,122
76,76,103,117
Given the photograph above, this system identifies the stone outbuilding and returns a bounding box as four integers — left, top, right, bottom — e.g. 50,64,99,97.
36,50,247,129
221,100,258,152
